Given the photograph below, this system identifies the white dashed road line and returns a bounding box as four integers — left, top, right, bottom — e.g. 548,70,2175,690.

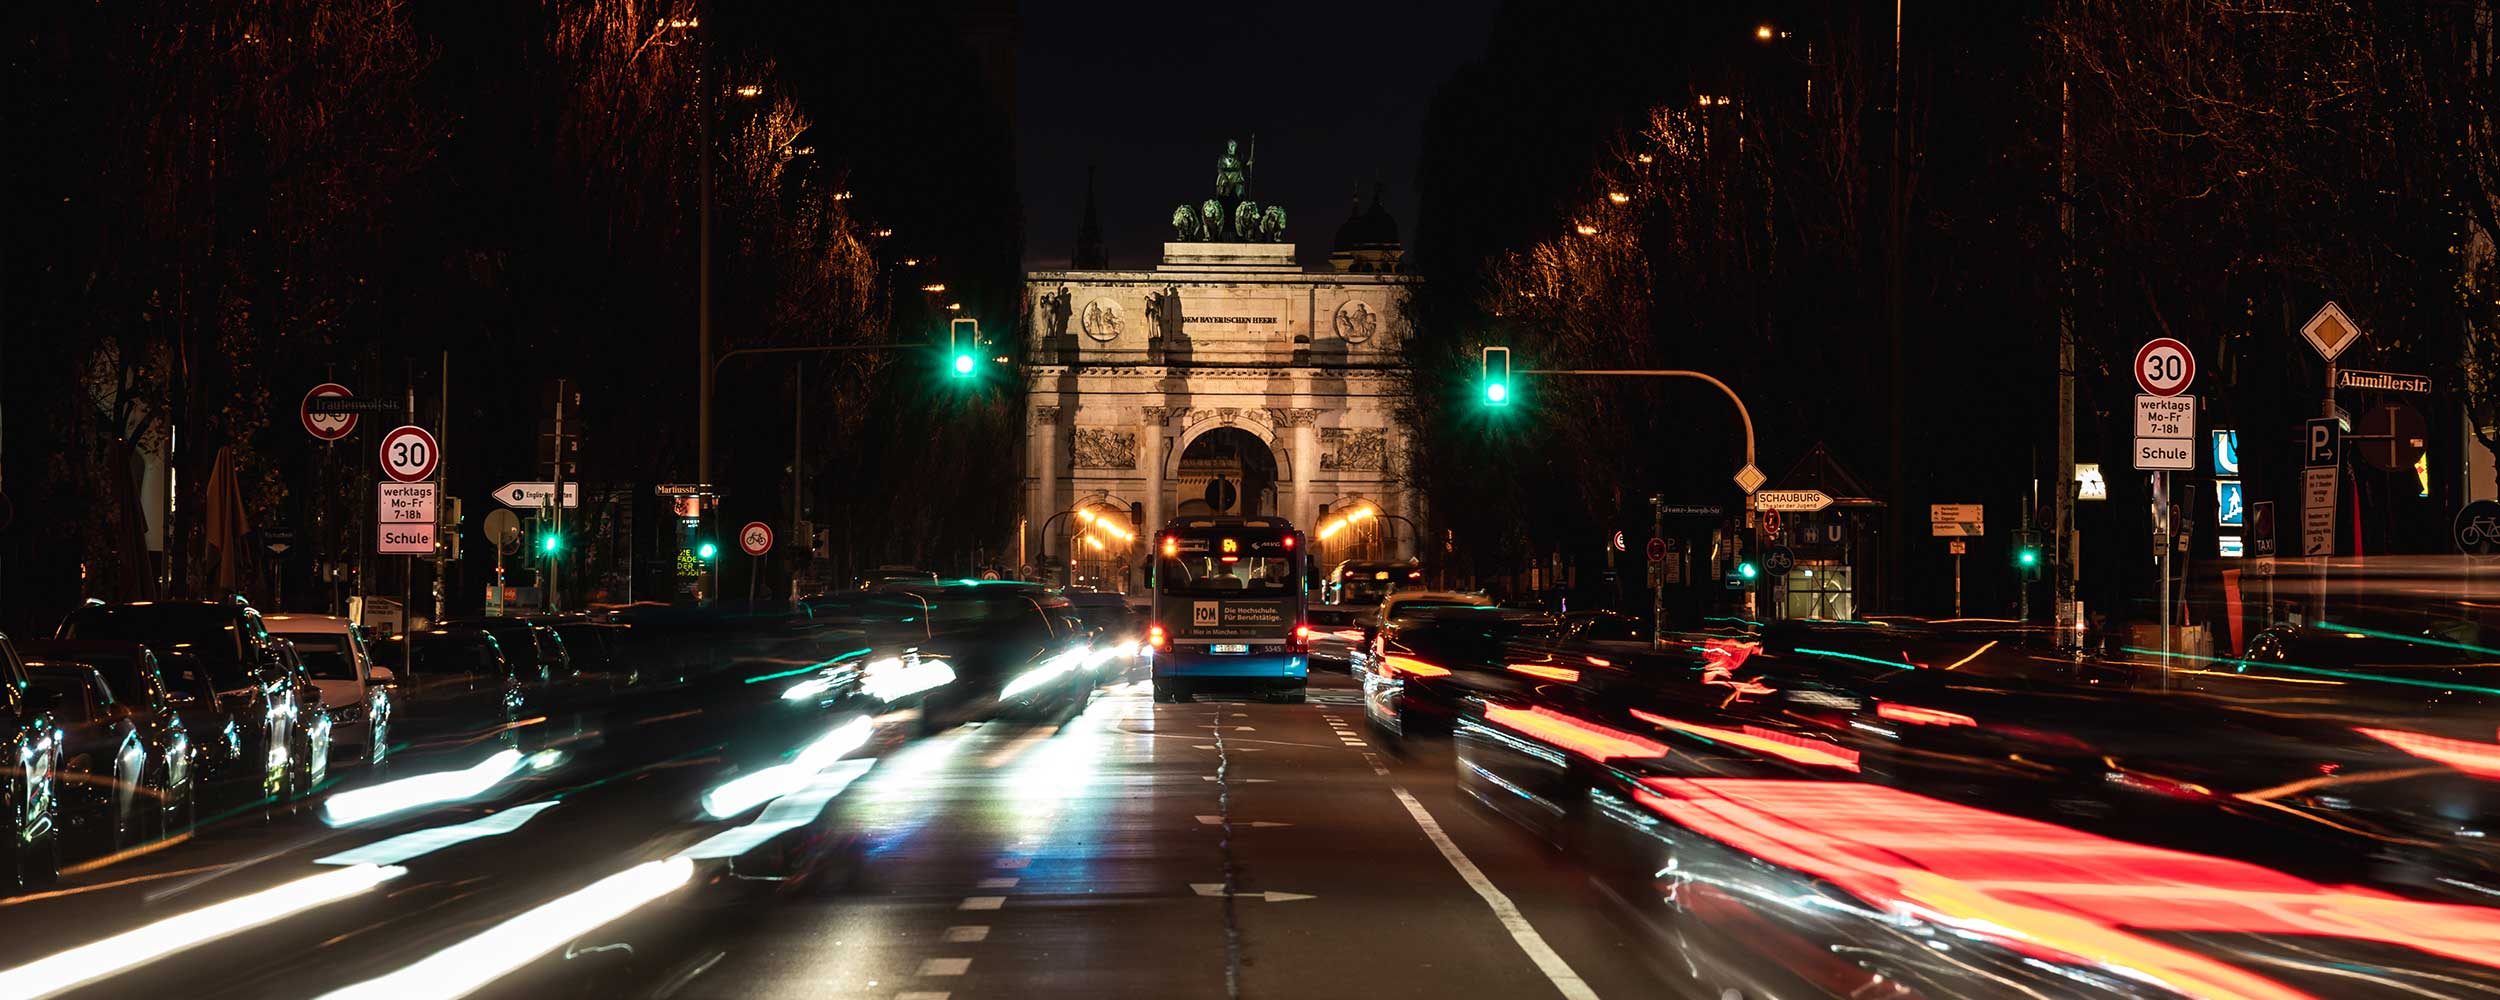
942,925,989,943
959,896,1005,911
976,877,1018,889
917,958,971,976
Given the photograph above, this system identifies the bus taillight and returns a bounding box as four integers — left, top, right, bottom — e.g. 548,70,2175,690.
1289,622,1312,653
1148,623,1169,650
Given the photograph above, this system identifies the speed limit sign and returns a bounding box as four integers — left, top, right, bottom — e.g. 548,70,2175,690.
2134,338,2195,397
379,425,440,483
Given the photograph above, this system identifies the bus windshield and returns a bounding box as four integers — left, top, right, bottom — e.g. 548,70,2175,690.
1158,532,1299,595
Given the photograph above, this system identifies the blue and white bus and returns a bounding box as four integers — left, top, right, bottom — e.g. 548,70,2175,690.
1144,516,1309,703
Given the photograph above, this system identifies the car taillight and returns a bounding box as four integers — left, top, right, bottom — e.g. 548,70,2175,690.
1148,623,1169,649
1289,623,1312,653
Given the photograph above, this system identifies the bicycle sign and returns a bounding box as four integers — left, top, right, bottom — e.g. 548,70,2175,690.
379,425,440,483
2457,500,2500,557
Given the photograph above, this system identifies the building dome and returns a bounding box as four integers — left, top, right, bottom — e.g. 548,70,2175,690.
1328,181,1405,274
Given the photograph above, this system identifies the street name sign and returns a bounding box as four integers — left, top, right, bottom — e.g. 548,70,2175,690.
655,483,721,497
2301,301,2361,361
1929,504,1985,537
2133,394,2196,470
377,482,437,555
2337,368,2430,394
302,383,357,441
1753,490,1834,513
379,425,440,483
493,481,581,509
2134,338,2195,397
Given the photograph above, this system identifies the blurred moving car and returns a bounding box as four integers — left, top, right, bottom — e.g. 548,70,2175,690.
548,620,636,686
1355,605,1555,738
1058,588,1140,647
1304,607,1367,669
883,582,1098,729
857,567,939,590
56,599,326,805
1323,559,1422,606
0,632,63,890
367,627,523,741
437,617,569,683
265,615,392,764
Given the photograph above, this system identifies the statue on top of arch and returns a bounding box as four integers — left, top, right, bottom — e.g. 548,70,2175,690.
1170,137,1288,244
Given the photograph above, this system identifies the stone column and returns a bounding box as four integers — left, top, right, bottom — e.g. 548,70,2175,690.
1140,405,1172,533
1033,404,1063,568
1277,408,1320,530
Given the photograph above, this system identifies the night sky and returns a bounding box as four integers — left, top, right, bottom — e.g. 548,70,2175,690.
1015,0,1499,270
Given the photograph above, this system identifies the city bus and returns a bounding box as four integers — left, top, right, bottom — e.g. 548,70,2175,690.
1323,559,1425,606
1144,515,1309,703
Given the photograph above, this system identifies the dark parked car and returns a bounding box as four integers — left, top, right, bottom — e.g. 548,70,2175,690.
56,599,328,805
437,618,569,683
17,642,198,843
0,632,64,891
22,661,181,851
548,620,635,686
368,628,524,741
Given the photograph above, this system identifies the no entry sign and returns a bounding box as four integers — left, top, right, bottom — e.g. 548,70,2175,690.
379,425,440,483
302,383,357,440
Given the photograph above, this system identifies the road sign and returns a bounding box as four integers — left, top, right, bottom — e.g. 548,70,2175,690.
2354,403,2427,472
301,383,358,440
483,509,523,554
2211,429,2239,476
655,483,721,497
1753,490,1833,513
1759,510,1782,542
2133,338,2195,397
1947,539,1967,556
1645,536,1667,564
1764,546,1795,576
2305,417,2341,469
2134,394,2196,470
377,482,437,555
739,521,774,557
2302,466,2337,556
1610,531,1627,553
379,425,439,483
492,481,582,509
2216,479,2243,528
2300,301,2361,361
2337,368,2430,394
2248,501,2276,556
1732,464,1766,494
1929,503,1985,537
2456,500,2500,556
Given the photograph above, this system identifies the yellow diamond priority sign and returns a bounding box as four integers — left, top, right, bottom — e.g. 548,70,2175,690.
2301,301,2361,362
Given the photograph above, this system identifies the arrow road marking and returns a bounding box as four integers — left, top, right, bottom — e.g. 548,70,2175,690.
1196,815,1291,828
1189,883,1314,903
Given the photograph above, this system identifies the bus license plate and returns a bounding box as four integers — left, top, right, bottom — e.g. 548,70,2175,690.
1211,643,1250,654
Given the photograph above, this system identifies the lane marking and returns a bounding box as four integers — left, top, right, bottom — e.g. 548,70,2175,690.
1188,882,1315,902
1235,727,1257,732
917,958,971,976
942,925,989,943
976,877,1019,889
1390,787,1601,1000
1197,815,1292,828
992,857,1029,869
1200,775,1272,783
0,863,230,907
896,992,951,999
959,896,1005,911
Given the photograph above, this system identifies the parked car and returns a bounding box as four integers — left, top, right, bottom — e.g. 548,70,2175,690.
56,599,329,805
17,639,197,844
436,618,569,683
23,662,170,851
547,620,635,686
0,632,64,890
265,615,392,764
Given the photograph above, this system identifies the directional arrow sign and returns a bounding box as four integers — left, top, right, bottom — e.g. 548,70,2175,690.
1190,883,1315,903
493,481,581,509
1752,490,1834,513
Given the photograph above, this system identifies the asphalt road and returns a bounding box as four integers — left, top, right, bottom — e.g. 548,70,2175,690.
0,667,1684,1000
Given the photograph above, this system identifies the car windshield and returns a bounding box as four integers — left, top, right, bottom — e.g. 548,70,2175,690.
26,671,98,721
59,605,251,689
281,635,361,680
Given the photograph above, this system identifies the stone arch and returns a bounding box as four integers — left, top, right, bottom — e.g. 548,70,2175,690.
1171,423,1280,517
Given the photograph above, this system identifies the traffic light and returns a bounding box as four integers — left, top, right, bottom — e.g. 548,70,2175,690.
948,317,980,379
538,532,562,556
2013,530,2043,582
696,540,719,561
1736,559,1760,581
1480,346,1512,406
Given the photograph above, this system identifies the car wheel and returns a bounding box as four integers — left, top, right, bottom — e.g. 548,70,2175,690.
21,820,59,891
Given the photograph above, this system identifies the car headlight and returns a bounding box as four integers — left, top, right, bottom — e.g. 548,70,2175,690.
331,703,367,725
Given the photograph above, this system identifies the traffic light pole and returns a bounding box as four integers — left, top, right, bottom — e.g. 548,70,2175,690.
1519,368,1761,626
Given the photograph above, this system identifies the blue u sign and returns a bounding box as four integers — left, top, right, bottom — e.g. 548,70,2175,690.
2211,429,2238,476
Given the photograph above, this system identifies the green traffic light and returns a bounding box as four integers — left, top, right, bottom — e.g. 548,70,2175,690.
696,541,719,561
539,534,561,555
1483,381,1510,406
952,352,976,376
2017,547,2040,567
1737,561,1759,580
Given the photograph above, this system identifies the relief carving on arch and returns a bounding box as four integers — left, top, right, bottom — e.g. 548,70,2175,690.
1072,428,1139,469
1319,428,1386,471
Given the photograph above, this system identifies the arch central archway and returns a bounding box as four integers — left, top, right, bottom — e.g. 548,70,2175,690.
1174,426,1277,517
